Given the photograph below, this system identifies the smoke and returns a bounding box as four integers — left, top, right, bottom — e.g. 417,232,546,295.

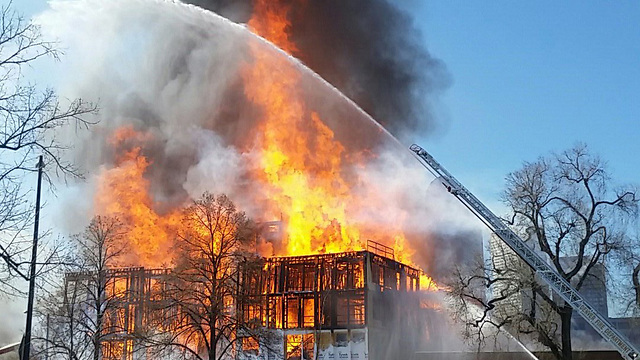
348,144,484,279
38,0,254,212
25,2,615,356
182,0,450,139
33,0,477,278
0,297,24,346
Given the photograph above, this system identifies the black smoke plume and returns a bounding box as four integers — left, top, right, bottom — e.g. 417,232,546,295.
39,0,478,279
183,0,450,139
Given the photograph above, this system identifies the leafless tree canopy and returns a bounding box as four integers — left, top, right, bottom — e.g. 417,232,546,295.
0,2,97,295
504,145,636,279
446,144,639,360
34,216,127,360
610,231,640,316
33,196,267,360
142,193,262,360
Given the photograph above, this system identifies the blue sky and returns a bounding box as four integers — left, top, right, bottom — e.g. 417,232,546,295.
412,2,640,208
15,0,640,210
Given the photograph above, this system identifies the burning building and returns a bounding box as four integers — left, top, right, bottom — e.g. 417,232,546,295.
61,268,174,360
237,240,425,360
40,0,461,281
42,0,462,358
61,240,434,360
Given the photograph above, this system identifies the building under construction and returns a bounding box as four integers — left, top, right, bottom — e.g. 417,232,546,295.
62,267,173,360
61,240,431,360
237,241,426,360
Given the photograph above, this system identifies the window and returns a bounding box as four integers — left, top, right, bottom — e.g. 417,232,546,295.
303,266,316,291
267,297,282,328
334,331,348,347
336,297,349,326
242,336,259,355
149,278,164,301
350,298,365,325
336,262,348,289
286,334,302,360
124,340,133,360
244,304,263,326
351,330,365,343
107,277,128,299
319,294,331,327
265,265,278,293
102,341,124,360
320,264,332,291
370,264,381,288
303,297,315,327
287,266,302,292
286,297,299,328
302,333,314,360
383,267,395,290
353,262,364,288
127,305,136,333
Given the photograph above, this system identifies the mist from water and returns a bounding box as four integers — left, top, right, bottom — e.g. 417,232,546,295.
36,0,483,276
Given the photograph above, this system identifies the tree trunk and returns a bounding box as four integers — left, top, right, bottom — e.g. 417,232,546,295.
210,264,218,360
560,305,573,360
94,301,102,360
95,270,105,360
633,263,640,309
94,316,101,360
209,323,216,360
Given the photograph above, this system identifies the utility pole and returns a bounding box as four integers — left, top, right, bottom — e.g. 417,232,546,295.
21,156,44,360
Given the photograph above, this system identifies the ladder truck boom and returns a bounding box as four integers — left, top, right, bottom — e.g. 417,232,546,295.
409,144,639,360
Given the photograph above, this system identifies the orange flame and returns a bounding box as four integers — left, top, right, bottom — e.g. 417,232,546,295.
245,1,439,289
94,126,180,267
248,0,300,53
92,0,439,290
245,3,364,256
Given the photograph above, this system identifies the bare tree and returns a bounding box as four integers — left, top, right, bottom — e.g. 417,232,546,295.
145,193,261,360
34,216,127,360
610,233,640,316
635,263,640,311
449,241,571,359
0,2,97,292
447,144,638,360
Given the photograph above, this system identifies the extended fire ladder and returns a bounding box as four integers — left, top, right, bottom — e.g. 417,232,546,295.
409,144,639,360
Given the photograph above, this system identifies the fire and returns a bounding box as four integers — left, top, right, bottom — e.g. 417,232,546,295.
245,2,364,256
248,0,300,53
420,273,441,292
244,1,440,289
245,0,419,259
91,0,440,290
94,126,181,267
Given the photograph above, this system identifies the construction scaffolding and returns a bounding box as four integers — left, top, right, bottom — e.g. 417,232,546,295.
240,246,421,331
235,242,425,360
64,267,172,360
61,241,426,360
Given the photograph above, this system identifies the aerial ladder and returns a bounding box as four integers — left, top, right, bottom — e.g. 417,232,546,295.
409,144,639,360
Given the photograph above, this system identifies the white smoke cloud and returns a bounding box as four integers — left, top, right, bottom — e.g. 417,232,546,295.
348,143,485,275
37,0,254,224
182,129,246,201
0,297,25,346
7,0,501,353
36,0,484,276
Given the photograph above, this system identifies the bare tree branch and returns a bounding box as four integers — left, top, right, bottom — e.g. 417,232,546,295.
447,144,639,360
0,2,98,295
